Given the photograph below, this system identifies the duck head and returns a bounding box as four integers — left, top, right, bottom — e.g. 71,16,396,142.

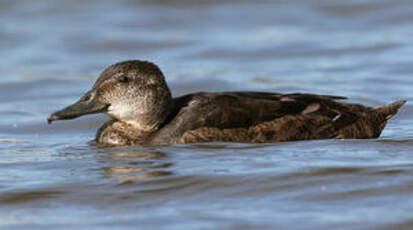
47,60,173,130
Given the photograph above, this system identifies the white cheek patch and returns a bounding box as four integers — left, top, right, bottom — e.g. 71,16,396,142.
107,103,136,120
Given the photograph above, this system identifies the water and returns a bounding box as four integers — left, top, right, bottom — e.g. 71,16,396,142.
1,0,413,229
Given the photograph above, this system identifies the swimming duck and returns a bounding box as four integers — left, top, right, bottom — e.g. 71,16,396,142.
47,60,406,147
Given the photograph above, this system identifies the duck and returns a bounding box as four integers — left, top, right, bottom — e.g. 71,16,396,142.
47,60,406,147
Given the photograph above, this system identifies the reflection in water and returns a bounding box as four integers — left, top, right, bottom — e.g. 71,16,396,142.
102,150,173,181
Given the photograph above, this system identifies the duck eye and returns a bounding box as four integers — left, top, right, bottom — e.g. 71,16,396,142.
119,75,130,83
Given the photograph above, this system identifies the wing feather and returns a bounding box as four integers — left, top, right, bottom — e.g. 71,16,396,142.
149,91,357,145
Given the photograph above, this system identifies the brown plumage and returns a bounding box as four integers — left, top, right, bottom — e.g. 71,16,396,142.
150,92,405,145
47,60,406,147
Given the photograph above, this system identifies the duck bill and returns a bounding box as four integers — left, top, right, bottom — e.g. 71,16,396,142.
47,91,108,124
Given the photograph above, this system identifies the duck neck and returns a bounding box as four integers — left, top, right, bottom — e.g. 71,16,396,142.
123,112,168,132
124,91,173,132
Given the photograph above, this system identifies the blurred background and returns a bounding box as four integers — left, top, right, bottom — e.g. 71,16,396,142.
1,0,413,229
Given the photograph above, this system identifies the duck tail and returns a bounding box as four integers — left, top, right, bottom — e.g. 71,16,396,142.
374,99,406,120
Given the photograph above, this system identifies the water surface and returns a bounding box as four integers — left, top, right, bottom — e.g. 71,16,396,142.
1,0,413,229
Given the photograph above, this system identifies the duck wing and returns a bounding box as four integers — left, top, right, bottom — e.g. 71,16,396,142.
149,91,358,145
